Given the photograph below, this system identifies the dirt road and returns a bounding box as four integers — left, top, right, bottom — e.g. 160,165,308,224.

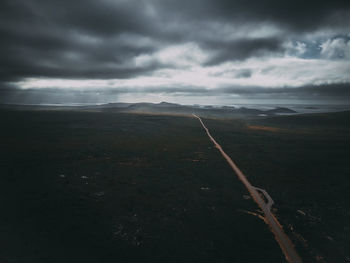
193,114,302,263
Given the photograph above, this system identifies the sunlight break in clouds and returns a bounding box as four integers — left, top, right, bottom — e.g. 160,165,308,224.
19,55,350,92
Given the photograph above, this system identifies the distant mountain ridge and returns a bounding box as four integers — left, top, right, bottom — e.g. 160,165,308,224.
101,102,297,118
0,101,297,118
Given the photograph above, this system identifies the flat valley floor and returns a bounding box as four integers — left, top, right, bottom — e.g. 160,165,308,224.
0,109,349,262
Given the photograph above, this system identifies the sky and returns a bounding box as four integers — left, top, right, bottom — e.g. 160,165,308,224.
1,0,350,105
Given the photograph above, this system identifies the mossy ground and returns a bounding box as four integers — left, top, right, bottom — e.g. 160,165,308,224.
0,109,349,262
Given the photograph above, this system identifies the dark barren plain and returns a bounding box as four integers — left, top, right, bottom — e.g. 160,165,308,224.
0,105,349,262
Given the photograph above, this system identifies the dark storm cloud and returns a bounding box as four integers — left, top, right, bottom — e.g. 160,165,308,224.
154,0,350,32
217,83,350,97
202,38,283,65
210,69,253,78
0,0,350,89
145,83,350,98
2,83,349,105
0,0,163,82
0,0,149,37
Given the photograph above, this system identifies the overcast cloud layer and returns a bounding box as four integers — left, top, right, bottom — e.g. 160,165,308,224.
1,0,350,104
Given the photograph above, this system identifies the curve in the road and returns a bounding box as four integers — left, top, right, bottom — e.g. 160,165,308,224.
193,114,302,263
